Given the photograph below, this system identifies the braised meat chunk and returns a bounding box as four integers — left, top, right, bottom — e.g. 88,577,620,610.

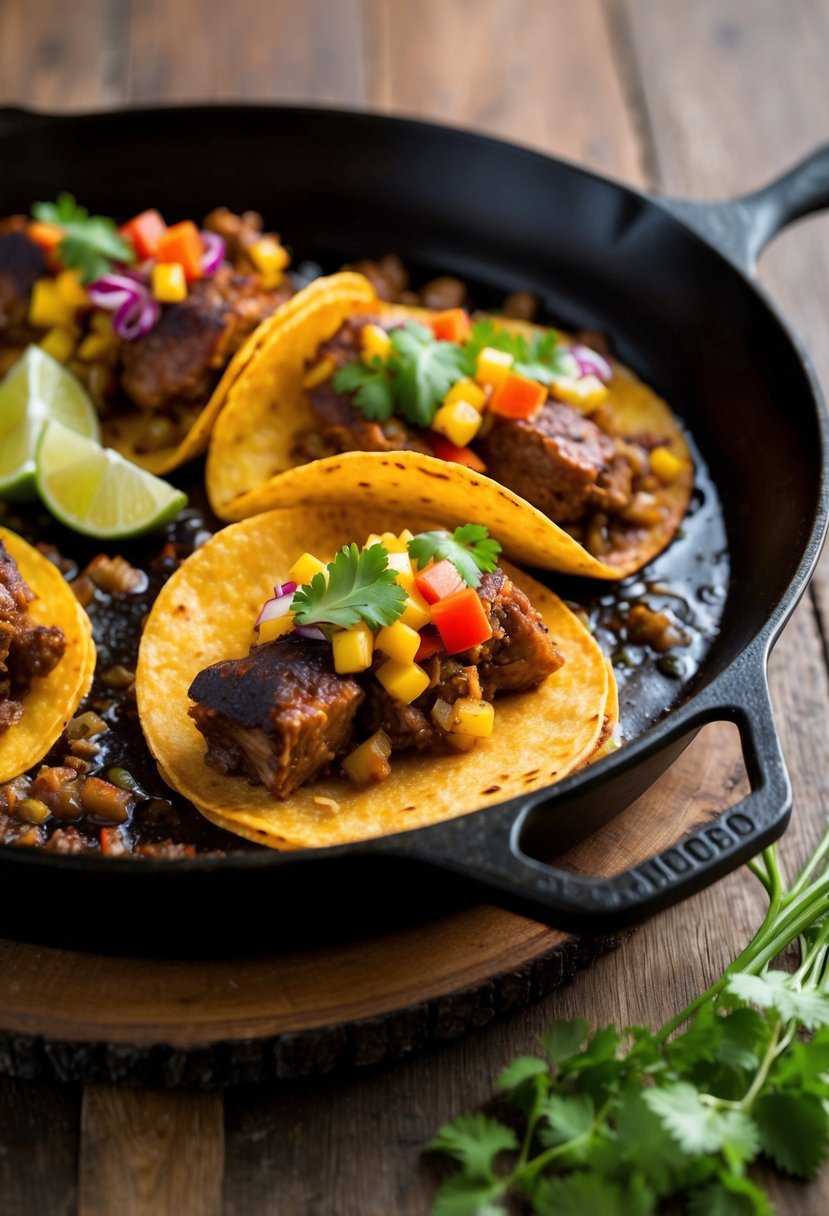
476,400,634,523
188,635,365,799
0,540,66,734
120,267,290,412
0,218,47,344
462,571,564,699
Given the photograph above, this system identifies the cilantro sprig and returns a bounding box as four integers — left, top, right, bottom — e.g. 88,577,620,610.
408,525,501,589
31,193,135,283
331,318,576,432
429,829,829,1214
291,542,406,635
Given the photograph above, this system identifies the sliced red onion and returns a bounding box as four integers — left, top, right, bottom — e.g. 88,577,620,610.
87,274,142,312
114,293,161,341
255,590,296,628
274,580,297,598
569,343,613,383
200,231,226,275
294,625,326,641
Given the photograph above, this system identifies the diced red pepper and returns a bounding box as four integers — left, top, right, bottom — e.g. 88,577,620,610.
489,369,547,419
428,433,487,472
414,628,444,662
430,587,493,655
156,220,204,281
414,559,465,605
430,308,471,343
120,209,167,260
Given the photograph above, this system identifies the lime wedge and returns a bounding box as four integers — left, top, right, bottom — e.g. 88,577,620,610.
0,346,101,499
35,420,187,539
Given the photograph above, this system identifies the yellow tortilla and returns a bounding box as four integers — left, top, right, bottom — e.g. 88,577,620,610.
0,528,96,782
205,273,692,578
135,506,614,851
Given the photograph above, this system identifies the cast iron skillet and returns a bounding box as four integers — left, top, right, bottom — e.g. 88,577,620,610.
0,105,827,955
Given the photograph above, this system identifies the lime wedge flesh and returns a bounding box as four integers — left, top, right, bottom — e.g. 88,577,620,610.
35,420,187,539
0,346,100,499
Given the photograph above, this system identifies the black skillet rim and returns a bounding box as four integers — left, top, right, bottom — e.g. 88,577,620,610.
0,101,827,880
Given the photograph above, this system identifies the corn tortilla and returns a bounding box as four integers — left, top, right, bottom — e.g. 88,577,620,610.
0,527,96,782
136,506,613,850
205,273,692,578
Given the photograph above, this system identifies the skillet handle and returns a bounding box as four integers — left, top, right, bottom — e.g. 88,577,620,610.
659,143,829,274
378,651,790,935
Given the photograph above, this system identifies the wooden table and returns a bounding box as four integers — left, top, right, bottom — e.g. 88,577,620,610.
1,1,828,1211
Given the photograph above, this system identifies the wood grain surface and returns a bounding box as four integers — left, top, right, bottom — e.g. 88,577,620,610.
0,0,827,1212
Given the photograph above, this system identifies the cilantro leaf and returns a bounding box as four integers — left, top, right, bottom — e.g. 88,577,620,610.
753,1092,829,1179
388,323,470,427
644,1083,760,1160
464,318,571,384
727,971,829,1030
537,1093,595,1148
408,525,501,589
687,1173,773,1216
429,1112,517,1182
32,193,134,283
432,1174,507,1216
537,1018,590,1066
496,1055,548,1092
291,543,406,632
532,1171,655,1216
601,1092,691,1197
330,359,395,421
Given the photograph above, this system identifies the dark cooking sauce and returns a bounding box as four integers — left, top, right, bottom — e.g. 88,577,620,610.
0,264,730,859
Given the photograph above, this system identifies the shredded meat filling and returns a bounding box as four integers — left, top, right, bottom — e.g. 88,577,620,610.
0,540,66,734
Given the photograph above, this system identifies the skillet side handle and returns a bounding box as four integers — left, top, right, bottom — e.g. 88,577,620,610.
659,143,829,274
389,664,791,936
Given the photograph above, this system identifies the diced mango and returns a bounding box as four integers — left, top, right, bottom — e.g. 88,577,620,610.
77,332,117,363
444,377,487,412
54,270,89,308
475,346,513,388
399,590,432,631
365,530,413,553
361,323,392,363
332,623,374,674
375,620,420,665
549,374,608,410
249,237,290,288
29,278,76,329
39,327,76,364
386,550,415,593
257,613,295,643
375,658,430,704
342,730,392,787
91,311,114,336
432,399,482,447
289,552,328,585
301,356,336,390
650,446,686,484
151,261,188,304
450,698,495,738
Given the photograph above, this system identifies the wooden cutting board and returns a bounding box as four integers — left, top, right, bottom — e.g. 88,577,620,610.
0,722,747,1086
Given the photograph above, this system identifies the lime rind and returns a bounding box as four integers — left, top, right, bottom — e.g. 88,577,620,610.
35,419,187,540
0,346,100,498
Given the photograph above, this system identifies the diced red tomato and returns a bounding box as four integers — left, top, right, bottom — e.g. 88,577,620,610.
156,220,204,281
430,308,471,343
430,587,493,655
414,559,465,605
414,628,444,662
120,209,167,260
428,433,487,472
489,370,546,419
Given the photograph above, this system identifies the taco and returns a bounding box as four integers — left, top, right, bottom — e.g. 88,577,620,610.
0,527,96,782
0,202,294,476
135,506,615,850
205,273,692,578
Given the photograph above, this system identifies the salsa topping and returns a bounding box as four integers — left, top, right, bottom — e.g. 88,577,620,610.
187,525,560,796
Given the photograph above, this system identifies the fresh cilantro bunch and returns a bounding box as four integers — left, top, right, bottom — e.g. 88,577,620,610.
429,831,829,1214
32,193,135,283
331,317,575,432
408,525,501,589
291,542,406,635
